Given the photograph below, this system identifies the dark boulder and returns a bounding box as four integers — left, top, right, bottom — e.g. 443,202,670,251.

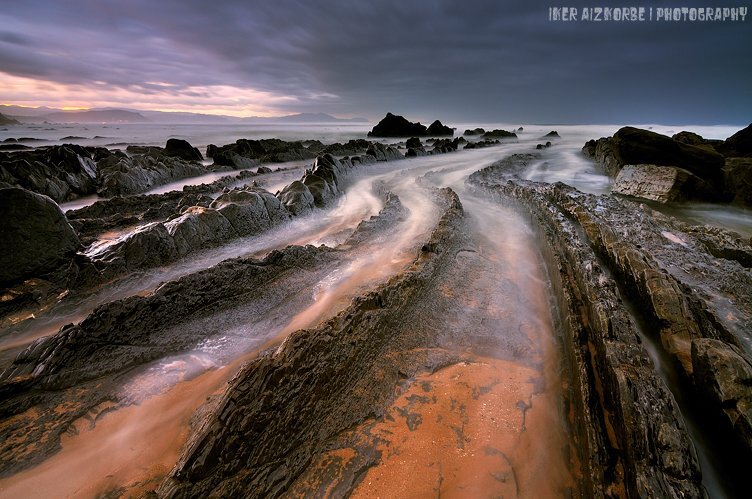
431,138,461,154
210,138,315,168
672,131,724,154
257,166,273,174
542,131,560,139
718,123,752,158
405,137,423,149
426,120,453,136
463,128,485,136
482,129,518,140
612,127,725,185
723,158,752,206
366,142,403,161
367,112,428,137
0,144,103,202
0,187,80,285
463,139,499,150
164,138,203,161
584,127,726,195
277,180,315,216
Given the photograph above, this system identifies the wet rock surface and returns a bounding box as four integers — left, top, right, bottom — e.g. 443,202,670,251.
470,154,752,496
0,188,411,477
208,138,317,168
0,187,80,286
481,129,518,140
97,148,208,197
612,164,712,203
0,144,104,202
158,189,467,497
585,125,752,206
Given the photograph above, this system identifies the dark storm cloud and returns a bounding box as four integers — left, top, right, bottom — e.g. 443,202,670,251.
0,0,749,123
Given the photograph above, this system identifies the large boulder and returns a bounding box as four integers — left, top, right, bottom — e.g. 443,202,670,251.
481,129,518,140
0,187,80,285
366,142,403,161
277,180,315,216
367,113,428,137
723,158,752,206
718,123,752,158
612,164,712,203
211,188,290,234
164,138,203,161
672,131,723,153
210,138,316,168
463,128,486,136
302,173,338,207
426,120,453,136
592,127,726,186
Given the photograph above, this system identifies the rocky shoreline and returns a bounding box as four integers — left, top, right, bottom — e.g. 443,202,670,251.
1,121,750,497
469,150,752,496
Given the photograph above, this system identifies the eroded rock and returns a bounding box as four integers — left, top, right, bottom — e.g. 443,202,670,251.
0,187,80,286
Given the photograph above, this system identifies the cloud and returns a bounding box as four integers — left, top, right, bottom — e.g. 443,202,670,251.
0,1,749,123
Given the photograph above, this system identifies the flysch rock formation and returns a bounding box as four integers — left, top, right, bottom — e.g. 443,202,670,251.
0,187,411,477
158,188,467,498
469,153,752,496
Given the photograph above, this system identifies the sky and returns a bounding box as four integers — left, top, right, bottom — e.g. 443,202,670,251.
0,0,750,124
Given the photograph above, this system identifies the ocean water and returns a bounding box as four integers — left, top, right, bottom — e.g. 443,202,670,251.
3,121,749,234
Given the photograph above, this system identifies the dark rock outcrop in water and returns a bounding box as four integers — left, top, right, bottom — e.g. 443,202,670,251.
463,139,500,150
585,125,752,206
164,138,204,161
367,112,427,137
426,120,453,136
481,129,517,140
585,126,725,181
208,138,317,169
612,164,712,203
717,122,752,158
0,144,104,202
97,148,208,197
0,187,80,286
463,127,485,136
470,156,752,496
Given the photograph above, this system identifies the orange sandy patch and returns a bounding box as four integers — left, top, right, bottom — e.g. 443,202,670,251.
351,358,573,498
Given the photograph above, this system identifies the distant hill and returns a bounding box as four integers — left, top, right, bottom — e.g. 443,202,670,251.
0,105,368,124
43,110,150,123
0,112,20,125
270,113,368,123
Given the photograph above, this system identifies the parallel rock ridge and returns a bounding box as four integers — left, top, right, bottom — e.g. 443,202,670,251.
157,188,466,498
469,156,752,496
0,187,409,477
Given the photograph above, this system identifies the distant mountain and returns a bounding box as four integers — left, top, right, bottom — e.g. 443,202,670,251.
0,105,368,124
0,112,20,125
43,110,150,123
269,113,368,123
0,105,58,117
